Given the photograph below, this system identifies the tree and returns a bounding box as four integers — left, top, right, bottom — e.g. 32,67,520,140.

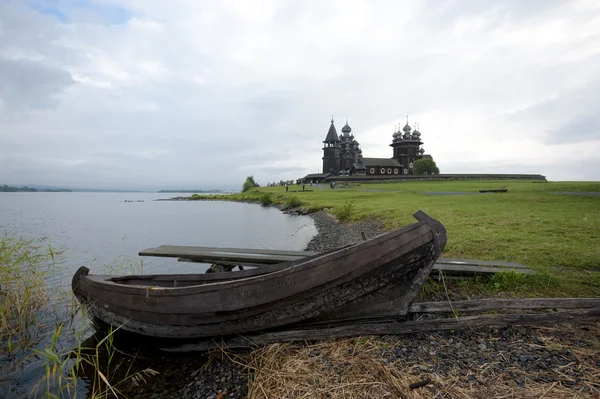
242,175,260,192
413,158,440,175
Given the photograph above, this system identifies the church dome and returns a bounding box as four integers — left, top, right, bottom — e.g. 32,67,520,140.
402,122,412,133
341,123,352,133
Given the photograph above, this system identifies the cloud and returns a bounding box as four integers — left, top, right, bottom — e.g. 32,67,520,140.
0,0,599,189
0,58,75,109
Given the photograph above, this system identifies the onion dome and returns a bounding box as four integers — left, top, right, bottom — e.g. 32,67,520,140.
341,122,352,134
419,148,425,155
402,122,412,133
393,124,403,140
413,122,421,138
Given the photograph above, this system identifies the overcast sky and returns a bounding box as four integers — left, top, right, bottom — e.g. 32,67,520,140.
1,0,599,189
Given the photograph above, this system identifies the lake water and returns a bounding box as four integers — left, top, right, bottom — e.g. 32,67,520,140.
0,192,317,398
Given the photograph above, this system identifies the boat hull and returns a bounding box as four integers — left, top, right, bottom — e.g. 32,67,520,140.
72,211,446,339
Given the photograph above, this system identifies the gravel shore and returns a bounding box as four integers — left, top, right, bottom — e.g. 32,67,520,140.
118,210,599,399
302,210,384,252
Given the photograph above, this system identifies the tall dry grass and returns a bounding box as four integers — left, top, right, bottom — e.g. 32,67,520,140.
246,323,600,399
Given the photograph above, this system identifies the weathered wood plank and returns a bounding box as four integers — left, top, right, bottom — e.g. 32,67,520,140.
161,308,600,352
139,245,318,258
408,297,600,313
177,258,272,267
141,246,531,274
176,258,534,276
431,264,535,276
437,258,527,269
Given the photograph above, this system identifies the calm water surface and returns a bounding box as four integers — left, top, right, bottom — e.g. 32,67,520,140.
0,192,317,397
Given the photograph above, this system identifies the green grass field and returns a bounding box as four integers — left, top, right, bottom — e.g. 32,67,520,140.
195,180,600,297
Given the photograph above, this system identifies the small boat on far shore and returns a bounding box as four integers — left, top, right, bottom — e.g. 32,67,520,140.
71,210,447,340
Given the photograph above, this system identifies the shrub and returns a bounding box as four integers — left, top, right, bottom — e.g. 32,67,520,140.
413,158,440,175
259,193,274,207
242,176,260,193
333,200,355,222
285,196,303,208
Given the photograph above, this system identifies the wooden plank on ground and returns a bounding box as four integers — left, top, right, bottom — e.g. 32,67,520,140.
431,264,536,276
438,258,527,269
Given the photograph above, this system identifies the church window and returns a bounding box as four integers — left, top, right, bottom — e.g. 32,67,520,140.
404,168,408,175
387,168,392,174
409,162,414,169
380,168,386,174
370,168,375,174
394,168,399,174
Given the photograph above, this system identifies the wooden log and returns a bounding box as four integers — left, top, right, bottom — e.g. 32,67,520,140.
296,297,600,329
409,297,600,313
161,308,600,352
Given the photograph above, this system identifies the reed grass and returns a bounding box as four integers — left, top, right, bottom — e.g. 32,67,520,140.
0,234,58,359
32,322,159,399
1,234,154,398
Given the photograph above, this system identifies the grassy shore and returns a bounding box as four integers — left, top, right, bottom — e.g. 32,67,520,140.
195,180,600,297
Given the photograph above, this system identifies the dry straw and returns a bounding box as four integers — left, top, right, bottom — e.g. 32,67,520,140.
246,322,600,399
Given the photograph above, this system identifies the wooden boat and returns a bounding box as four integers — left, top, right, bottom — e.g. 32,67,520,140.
71,210,447,339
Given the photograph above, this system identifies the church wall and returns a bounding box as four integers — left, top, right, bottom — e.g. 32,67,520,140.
365,166,402,176
325,174,547,183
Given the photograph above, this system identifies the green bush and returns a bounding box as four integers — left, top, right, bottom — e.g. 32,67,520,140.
259,193,273,207
190,193,201,200
413,158,440,175
333,200,355,222
285,196,303,208
242,176,260,193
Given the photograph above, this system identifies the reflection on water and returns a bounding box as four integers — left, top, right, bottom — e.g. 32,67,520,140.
0,192,317,398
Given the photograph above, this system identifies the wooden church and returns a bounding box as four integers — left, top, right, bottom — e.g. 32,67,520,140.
319,117,432,178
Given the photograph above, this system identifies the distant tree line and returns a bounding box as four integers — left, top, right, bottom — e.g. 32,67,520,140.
0,185,72,192
158,189,222,193
1,185,37,192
